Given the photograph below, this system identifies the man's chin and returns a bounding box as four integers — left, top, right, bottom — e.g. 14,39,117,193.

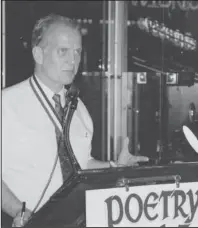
62,72,75,84
63,79,73,86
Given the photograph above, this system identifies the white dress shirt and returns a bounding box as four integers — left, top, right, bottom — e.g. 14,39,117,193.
2,76,93,211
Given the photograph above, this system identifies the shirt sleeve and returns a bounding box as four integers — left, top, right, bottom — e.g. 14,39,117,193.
2,101,11,176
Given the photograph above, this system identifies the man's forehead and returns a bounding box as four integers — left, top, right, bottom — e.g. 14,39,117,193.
43,23,81,47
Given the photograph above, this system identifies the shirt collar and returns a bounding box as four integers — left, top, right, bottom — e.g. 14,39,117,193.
34,75,66,107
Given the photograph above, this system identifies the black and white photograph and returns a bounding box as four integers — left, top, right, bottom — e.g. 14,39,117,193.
1,1,198,227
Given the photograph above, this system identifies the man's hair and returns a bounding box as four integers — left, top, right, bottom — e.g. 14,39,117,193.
31,13,81,48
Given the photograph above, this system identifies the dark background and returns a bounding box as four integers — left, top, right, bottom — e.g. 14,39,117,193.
128,1,198,72
5,1,198,86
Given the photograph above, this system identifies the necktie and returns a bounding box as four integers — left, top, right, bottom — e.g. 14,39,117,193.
52,94,64,124
52,94,72,182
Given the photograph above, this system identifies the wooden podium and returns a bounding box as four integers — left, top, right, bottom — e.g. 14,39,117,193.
25,163,198,227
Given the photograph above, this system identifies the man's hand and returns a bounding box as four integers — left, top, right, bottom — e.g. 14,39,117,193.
12,208,32,227
117,137,149,166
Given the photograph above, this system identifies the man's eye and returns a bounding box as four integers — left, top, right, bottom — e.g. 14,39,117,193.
75,49,82,55
58,48,68,56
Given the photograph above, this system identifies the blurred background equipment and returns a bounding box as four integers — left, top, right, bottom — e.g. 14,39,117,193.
4,1,198,162
183,125,198,153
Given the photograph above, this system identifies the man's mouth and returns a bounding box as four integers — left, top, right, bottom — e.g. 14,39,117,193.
62,69,73,72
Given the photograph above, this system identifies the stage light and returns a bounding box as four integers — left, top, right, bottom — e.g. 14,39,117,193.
152,20,160,37
137,72,147,84
135,18,197,51
158,24,166,39
166,73,178,85
81,28,88,36
165,72,195,86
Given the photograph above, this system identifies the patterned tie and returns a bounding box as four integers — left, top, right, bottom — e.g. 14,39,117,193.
52,94,64,124
52,94,72,182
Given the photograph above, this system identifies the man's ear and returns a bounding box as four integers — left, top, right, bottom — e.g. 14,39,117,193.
32,46,43,65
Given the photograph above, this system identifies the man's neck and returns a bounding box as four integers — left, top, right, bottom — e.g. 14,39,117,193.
34,71,63,93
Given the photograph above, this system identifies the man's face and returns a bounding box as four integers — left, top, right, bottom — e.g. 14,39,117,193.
40,23,82,85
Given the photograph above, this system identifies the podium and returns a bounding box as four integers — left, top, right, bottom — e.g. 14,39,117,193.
24,163,198,227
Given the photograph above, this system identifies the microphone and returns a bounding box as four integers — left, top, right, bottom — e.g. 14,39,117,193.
64,83,80,114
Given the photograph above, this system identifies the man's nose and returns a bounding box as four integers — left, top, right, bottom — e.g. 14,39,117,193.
66,50,75,64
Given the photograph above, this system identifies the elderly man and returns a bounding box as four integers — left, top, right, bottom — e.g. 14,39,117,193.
2,14,148,227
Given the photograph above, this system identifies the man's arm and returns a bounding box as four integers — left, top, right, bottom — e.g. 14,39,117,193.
2,180,32,227
87,137,149,169
2,180,23,218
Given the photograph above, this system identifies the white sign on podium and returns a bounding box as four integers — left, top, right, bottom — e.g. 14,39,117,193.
86,182,198,227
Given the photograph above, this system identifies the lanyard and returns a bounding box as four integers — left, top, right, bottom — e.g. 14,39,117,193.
29,75,63,134
29,75,67,214
28,75,81,216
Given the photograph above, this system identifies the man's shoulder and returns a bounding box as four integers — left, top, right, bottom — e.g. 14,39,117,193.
77,98,93,131
77,97,87,110
2,77,31,100
2,77,33,112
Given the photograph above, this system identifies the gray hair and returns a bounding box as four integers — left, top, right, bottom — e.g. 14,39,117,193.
31,13,81,48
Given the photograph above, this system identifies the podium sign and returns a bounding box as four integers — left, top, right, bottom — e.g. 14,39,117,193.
86,182,198,227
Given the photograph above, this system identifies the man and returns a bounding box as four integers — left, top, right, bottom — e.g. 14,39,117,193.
2,14,148,227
